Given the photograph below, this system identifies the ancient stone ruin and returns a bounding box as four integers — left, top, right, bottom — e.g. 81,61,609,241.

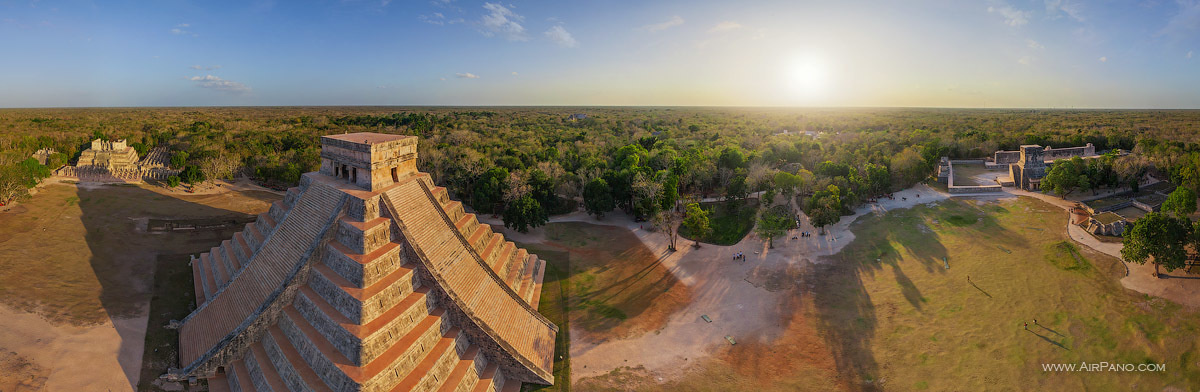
55,139,178,182
169,132,556,392
77,138,140,168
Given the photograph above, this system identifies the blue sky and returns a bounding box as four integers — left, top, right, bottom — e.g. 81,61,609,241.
1,0,1198,108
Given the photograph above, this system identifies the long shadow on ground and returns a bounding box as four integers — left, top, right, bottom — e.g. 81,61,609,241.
75,182,278,390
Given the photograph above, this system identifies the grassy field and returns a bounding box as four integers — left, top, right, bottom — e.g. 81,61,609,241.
523,247,571,392
679,199,758,245
574,196,1200,391
816,196,1200,391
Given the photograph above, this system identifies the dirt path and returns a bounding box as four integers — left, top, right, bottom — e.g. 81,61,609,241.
480,184,957,383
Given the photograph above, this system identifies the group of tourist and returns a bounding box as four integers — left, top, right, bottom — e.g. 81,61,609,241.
732,252,746,262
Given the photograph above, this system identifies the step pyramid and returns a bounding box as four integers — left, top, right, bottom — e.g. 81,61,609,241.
171,133,556,392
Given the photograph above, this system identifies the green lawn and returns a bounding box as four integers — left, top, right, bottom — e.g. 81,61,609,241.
821,196,1200,391
521,246,572,392
679,199,759,245
137,254,198,391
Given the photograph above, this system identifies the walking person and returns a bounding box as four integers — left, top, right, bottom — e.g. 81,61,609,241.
1023,322,1028,330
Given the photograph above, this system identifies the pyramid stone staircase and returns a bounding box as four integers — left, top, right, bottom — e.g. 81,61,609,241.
173,133,556,392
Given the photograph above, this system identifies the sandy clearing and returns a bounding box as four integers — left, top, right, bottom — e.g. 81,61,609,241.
0,303,146,391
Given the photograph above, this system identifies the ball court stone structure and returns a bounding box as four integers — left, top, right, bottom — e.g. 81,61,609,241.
168,132,556,392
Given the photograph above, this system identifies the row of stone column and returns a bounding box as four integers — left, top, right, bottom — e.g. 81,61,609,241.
55,165,180,181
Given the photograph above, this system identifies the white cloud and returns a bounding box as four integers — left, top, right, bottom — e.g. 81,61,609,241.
420,12,462,25
641,15,683,32
480,2,526,41
709,21,742,33
455,72,480,79
170,23,192,35
1027,39,1044,50
511,71,518,76
1189,50,1195,58
1018,56,1034,65
987,5,1031,27
544,25,577,48
1045,0,1085,22
190,65,222,70
188,75,250,94
1098,56,1107,62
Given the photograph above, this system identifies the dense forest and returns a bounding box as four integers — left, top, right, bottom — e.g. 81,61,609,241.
2,107,1199,235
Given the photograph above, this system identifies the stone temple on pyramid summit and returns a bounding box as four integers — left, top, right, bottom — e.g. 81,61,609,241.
167,132,557,392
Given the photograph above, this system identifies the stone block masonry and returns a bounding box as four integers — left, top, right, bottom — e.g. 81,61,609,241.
169,132,553,392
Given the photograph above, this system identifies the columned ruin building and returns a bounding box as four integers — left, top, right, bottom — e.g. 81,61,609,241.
77,138,140,169
55,138,177,182
170,132,555,392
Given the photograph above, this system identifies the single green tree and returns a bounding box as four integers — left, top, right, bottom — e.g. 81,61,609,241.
583,178,615,219
180,165,205,184
167,175,181,188
1162,187,1197,219
755,208,793,248
1121,212,1191,277
682,202,711,246
503,194,548,233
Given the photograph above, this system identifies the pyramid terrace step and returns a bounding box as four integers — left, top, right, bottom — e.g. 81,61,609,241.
328,240,402,267
454,212,475,231
501,249,528,289
312,261,414,305
478,234,503,265
197,253,215,300
470,363,499,392
490,242,515,275
231,359,258,392
267,325,333,392
436,346,480,392
268,201,289,224
391,327,462,392
466,223,492,253
514,254,538,302
210,246,229,287
248,341,289,392
233,232,252,266
528,258,547,309
222,240,240,271
245,222,264,249
430,186,449,205
257,212,277,234
298,284,431,340
282,303,448,383
208,373,232,392
190,258,206,307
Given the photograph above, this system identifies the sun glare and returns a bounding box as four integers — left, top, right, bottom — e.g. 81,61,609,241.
784,54,833,102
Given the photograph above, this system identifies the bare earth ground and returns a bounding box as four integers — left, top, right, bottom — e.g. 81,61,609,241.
491,181,1200,391
0,179,278,391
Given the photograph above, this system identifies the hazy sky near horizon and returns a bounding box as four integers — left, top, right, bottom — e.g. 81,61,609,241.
1,0,1198,108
